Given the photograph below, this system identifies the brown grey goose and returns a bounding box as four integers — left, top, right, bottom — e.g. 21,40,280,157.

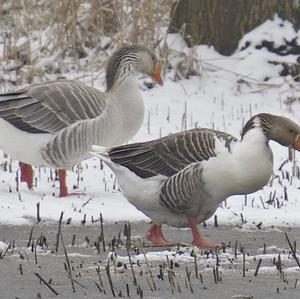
92,113,300,248
0,45,163,197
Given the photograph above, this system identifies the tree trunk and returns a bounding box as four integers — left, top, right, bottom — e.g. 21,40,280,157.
169,0,300,55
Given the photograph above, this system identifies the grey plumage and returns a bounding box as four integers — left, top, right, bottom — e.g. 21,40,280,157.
159,162,205,215
0,80,108,168
0,80,107,134
108,128,237,178
107,128,237,216
241,113,272,139
106,45,156,91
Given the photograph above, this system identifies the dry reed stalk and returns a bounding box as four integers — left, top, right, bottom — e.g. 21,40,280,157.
1,0,173,89
55,211,64,252
105,261,116,297
34,272,59,296
60,232,75,292
285,233,300,269
139,239,156,290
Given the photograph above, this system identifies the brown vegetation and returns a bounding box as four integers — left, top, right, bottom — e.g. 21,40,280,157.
0,0,173,88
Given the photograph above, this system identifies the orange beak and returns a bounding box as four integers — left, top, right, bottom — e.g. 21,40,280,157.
150,65,163,86
293,134,300,151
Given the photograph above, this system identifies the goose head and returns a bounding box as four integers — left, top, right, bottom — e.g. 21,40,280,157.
106,45,163,91
242,113,300,150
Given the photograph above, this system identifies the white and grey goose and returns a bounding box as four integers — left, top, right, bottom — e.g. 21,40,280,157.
0,45,163,197
92,113,300,248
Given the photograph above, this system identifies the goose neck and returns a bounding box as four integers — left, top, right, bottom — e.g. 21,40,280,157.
229,128,273,195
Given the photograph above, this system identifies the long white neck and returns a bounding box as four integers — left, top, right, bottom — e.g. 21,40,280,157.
106,76,145,144
229,128,273,195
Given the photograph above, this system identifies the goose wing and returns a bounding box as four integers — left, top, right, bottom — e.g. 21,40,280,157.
159,162,206,215
0,80,107,134
108,128,238,178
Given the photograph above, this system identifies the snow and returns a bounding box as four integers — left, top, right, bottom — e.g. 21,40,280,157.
107,245,299,277
0,241,8,251
238,15,299,51
1,18,300,229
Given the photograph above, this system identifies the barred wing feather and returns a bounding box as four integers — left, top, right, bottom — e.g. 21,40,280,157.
109,128,238,178
159,162,206,215
0,80,107,134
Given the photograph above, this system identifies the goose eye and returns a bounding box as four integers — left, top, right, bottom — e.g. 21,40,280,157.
289,129,294,133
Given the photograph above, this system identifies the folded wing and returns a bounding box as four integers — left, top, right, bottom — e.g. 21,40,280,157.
159,162,206,214
0,80,107,134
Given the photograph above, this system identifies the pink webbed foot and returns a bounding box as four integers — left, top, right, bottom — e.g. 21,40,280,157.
192,238,223,249
188,216,223,249
145,222,169,245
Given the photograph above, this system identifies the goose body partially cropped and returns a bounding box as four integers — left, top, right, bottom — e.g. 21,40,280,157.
93,113,300,248
0,45,163,196
0,81,107,168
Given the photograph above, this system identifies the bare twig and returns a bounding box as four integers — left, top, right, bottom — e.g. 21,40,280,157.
36,202,41,223
105,261,116,297
27,226,34,248
55,211,64,252
139,239,156,290
0,241,12,260
242,252,246,277
185,266,193,293
34,272,59,296
192,250,199,279
285,233,300,269
65,273,87,289
100,213,106,252
96,265,104,288
254,258,262,276
127,246,137,286
141,242,189,248
60,232,75,292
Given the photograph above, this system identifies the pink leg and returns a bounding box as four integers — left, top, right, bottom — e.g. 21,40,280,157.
58,169,86,197
19,162,33,190
58,169,68,197
145,222,169,244
188,216,222,249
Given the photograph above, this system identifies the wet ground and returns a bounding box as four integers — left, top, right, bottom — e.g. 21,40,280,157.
0,221,299,299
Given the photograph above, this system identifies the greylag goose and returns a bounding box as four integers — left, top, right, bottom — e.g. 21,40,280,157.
0,45,163,197
92,113,300,248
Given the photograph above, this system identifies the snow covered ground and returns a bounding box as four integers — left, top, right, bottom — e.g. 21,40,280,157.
1,17,300,229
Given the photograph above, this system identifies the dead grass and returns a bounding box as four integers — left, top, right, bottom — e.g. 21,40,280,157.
0,0,174,90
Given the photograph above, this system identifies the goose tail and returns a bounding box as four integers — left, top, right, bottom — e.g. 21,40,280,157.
91,145,110,159
91,144,116,167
